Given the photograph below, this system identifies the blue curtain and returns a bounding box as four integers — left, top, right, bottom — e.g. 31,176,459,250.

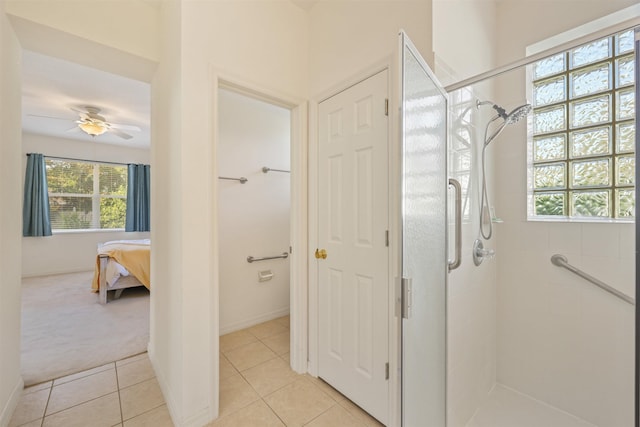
23,153,52,237
126,164,150,232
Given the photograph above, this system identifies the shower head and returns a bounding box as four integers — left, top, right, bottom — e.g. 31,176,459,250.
476,100,533,241
477,100,532,146
504,104,532,124
477,100,532,124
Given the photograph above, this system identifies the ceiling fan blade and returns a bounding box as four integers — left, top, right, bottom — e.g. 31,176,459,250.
27,114,73,121
109,128,133,140
70,106,100,115
109,123,141,132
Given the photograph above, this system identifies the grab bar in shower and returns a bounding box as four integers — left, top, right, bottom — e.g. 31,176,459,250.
550,254,635,305
247,252,289,263
262,167,290,174
219,176,248,184
448,178,462,271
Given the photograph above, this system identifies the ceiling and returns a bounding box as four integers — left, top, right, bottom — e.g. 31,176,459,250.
21,50,151,149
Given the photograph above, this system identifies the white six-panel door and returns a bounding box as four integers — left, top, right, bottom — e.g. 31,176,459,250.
317,69,389,424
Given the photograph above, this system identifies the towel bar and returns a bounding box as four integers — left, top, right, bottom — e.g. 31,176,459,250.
247,252,289,263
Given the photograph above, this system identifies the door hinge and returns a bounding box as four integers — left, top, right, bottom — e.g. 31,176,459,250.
401,277,412,319
289,246,292,254
385,230,389,247
384,98,389,116
385,362,389,380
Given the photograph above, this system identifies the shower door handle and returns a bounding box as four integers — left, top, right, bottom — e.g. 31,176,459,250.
448,178,462,271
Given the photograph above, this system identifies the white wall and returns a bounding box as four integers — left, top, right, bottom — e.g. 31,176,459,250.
21,133,150,277
309,0,432,96
433,0,498,85
5,0,159,62
0,4,25,426
218,89,290,333
150,0,184,424
150,1,309,425
446,87,501,427
493,2,637,425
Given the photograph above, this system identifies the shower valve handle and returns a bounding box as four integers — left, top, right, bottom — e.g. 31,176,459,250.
472,239,495,266
476,246,495,259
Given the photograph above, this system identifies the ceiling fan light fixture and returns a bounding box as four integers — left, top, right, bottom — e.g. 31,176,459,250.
78,121,107,136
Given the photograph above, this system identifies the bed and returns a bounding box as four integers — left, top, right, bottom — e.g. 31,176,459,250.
91,239,151,304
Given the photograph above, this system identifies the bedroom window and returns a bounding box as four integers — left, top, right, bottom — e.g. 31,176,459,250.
46,159,128,230
528,29,636,220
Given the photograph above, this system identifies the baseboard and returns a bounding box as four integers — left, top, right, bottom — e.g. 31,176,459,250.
21,268,93,279
182,406,215,427
0,376,24,427
148,346,215,427
219,307,290,335
147,347,180,426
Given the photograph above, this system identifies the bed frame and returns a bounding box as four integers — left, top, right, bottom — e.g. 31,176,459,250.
98,254,145,304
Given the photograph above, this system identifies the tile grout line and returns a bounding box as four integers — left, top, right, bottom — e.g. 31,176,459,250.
39,381,53,426
37,366,120,416
219,324,293,425
114,364,124,426
237,363,296,401
257,330,290,356
299,401,342,427
260,396,289,427
50,362,115,387
17,355,157,427
245,368,342,427
39,391,121,419
36,383,53,427
218,321,294,418
118,377,164,423
120,402,165,425
258,374,343,427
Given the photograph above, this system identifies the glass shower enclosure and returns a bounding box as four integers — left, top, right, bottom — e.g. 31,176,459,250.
398,22,638,427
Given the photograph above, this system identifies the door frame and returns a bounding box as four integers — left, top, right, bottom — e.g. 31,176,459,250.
308,56,402,427
210,69,309,414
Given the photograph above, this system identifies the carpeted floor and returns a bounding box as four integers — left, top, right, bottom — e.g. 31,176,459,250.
21,271,149,386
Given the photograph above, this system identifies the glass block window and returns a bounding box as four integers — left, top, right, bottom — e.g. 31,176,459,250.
46,158,128,230
530,30,636,219
449,89,475,221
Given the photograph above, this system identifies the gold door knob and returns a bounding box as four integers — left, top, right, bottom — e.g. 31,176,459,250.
315,248,327,259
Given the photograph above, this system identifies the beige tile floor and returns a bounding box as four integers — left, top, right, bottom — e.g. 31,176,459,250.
9,352,168,427
10,316,384,427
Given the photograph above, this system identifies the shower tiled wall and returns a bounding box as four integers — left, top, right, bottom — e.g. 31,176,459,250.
446,73,634,427
432,2,501,424
446,84,500,427
492,3,637,423
494,121,635,425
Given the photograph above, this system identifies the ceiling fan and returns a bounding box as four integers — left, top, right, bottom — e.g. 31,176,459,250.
29,106,141,140
72,106,141,139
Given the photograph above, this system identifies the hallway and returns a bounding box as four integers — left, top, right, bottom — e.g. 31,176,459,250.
9,316,383,426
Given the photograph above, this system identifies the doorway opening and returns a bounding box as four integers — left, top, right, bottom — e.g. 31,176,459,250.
217,87,292,335
214,79,311,418
19,49,152,387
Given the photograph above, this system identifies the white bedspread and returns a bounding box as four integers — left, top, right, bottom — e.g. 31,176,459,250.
100,239,150,287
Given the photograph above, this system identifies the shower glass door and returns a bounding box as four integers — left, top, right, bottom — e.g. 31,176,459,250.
399,31,448,427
